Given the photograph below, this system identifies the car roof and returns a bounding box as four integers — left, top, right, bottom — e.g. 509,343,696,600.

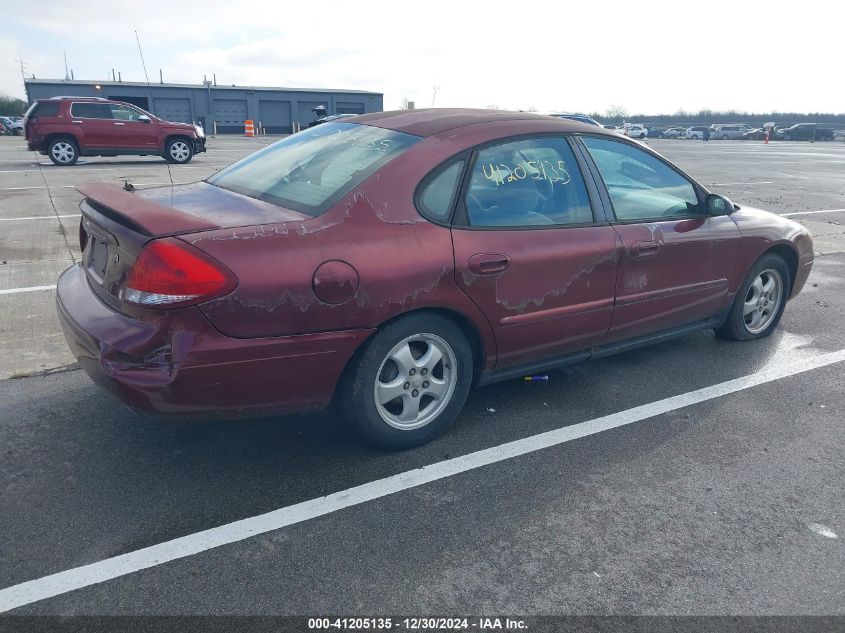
43,96,109,102
351,108,604,138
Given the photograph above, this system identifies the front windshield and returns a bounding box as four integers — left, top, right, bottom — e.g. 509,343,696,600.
207,122,421,217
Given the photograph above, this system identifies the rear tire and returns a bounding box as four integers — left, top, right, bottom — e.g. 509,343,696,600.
47,137,79,166
165,137,193,164
338,313,474,450
721,134,729,140
716,253,791,341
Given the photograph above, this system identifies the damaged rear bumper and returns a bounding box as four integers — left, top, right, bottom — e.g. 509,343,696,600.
56,263,373,414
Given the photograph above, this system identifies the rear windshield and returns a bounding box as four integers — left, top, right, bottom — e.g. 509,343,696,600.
207,122,420,217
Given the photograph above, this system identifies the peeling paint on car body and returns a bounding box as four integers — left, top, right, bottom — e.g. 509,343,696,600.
57,108,812,416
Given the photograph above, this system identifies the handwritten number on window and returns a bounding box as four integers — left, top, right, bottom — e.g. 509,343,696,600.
481,159,571,186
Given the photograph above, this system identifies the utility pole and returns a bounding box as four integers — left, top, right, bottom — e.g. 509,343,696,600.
64,53,70,80
431,85,440,108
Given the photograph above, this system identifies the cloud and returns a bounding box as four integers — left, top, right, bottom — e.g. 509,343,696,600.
4,0,844,113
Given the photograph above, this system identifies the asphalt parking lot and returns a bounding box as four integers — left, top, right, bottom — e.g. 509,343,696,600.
1,136,844,621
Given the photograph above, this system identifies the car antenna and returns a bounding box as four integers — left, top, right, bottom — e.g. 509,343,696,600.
135,29,174,191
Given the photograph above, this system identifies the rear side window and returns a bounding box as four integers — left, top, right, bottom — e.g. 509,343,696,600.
582,136,700,221
418,160,465,222
31,102,60,117
70,103,113,119
465,136,593,227
208,122,420,217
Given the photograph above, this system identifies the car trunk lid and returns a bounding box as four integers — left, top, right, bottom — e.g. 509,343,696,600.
77,182,309,309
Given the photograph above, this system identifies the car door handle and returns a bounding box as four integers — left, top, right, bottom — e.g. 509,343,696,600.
468,253,511,275
114,122,125,126
71,120,83,124
630,240,660,258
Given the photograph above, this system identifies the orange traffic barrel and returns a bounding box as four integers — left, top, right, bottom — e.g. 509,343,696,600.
244,120,255,137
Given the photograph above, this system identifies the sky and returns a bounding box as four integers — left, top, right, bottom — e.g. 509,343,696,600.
1,0,843,115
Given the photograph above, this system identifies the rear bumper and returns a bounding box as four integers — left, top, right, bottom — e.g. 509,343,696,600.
56,264,373,414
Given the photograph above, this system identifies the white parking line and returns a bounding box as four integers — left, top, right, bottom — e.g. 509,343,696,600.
0,285,57,295
711,181,774,186
782,209,845,217
0,214,81,221
0,185,76,191
0,182,191,191
1,347,843,613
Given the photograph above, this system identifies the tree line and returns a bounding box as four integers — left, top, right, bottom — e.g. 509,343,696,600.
596,106,845,126
0,94,29,116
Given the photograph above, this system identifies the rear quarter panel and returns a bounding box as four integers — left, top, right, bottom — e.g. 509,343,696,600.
187,133,499,368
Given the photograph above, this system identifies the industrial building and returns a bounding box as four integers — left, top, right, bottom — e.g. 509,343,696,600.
24,78,383,134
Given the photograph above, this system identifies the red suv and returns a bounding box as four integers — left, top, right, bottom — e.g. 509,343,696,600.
24,97,206,166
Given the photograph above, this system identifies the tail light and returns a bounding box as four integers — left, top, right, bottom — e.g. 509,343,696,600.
78,219,88,252
123,238,236,308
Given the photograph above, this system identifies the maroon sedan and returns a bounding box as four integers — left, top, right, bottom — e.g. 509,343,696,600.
57,109,814,448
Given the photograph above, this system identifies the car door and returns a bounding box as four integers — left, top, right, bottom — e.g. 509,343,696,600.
69,102,115,148
108,104,160,149
447,135,622,369
579,135,741,343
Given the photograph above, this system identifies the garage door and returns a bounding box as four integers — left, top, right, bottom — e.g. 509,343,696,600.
214,99,248,134
259,100,292,134
154,98,192,123
336,102,365,115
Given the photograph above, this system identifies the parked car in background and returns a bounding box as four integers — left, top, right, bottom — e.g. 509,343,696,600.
771,125,794,140
548,113,603,127
24,97,206,166
623,124,648,139
713,124,752,140
56,109,813,449
779,123,835,141
0,116,24,136
742,128,767,140
685,125,711,140
663,127,686,139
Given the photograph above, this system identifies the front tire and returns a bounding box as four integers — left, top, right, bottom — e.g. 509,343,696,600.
721,134,729,140
165,137,193,164
48,137,79,166
716,253,790,341
339,313,474,450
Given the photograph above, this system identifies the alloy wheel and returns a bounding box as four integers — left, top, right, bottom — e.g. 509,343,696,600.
373,333,458,431
51,142,75,164
170,141,190,162
742,268,783,334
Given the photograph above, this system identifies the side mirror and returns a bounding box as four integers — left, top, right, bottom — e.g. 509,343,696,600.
137,115,151,123
706,193,734,216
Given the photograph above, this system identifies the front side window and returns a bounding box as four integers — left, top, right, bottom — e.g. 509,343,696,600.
208,122,420,217
465,137,593,227
70,103,113,119
582,137,700,221
110,105,145,121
